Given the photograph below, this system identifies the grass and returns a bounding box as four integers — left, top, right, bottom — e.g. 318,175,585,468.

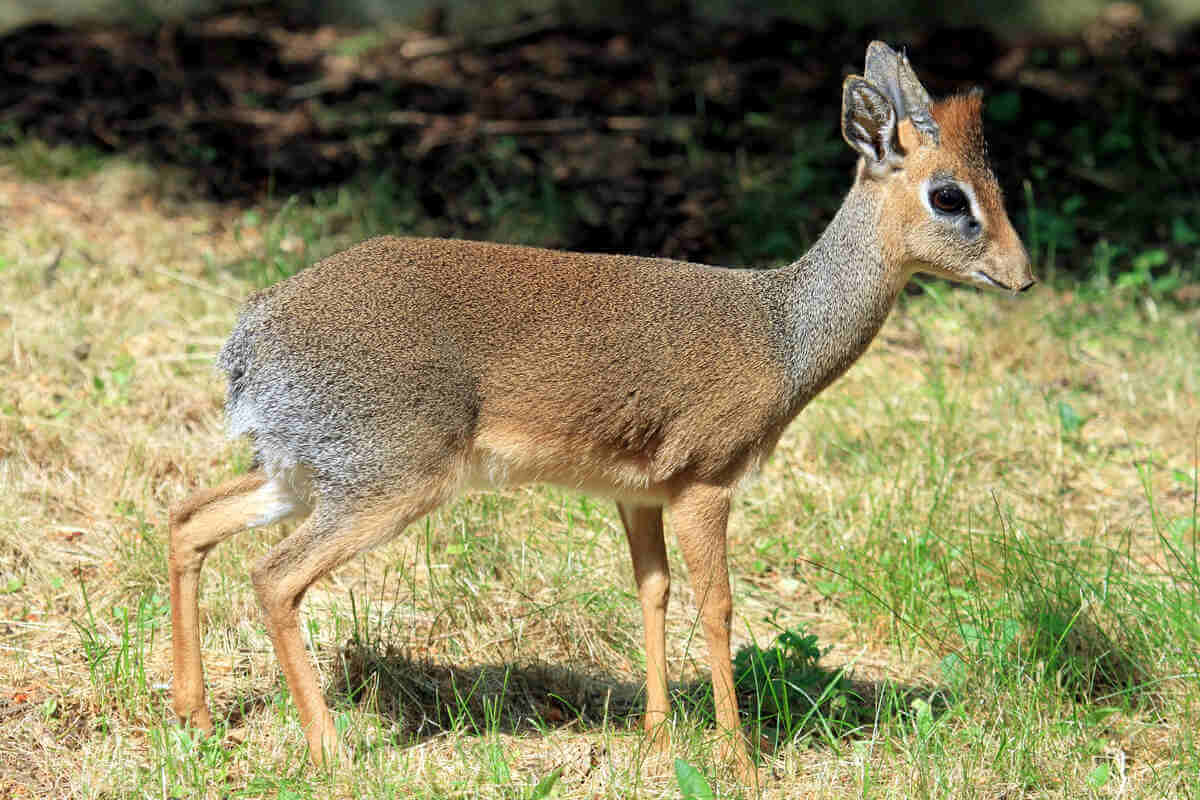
0,155,1198,799
0,128,109,182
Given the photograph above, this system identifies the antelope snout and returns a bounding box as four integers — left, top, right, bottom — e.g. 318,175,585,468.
1012,246,1036,293
995,239,1035,294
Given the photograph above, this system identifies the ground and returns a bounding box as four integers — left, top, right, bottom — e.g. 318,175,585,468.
0,142,1197,798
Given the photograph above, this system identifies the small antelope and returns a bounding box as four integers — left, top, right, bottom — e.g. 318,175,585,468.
169,41,1033,780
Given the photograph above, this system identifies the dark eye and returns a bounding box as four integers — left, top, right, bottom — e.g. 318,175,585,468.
930,185,968,214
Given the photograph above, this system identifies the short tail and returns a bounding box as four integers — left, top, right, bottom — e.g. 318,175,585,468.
216,326,251,417
216,297,272,440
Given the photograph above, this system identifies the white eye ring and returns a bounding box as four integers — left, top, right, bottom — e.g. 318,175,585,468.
920,177,982,223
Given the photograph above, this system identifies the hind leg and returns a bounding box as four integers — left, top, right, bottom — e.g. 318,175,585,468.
169,472,304,732
249,486,446,766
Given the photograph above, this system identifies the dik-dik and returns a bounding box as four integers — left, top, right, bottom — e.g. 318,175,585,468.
169,41,1033,780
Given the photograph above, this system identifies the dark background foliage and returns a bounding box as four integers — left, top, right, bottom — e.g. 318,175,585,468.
3,0,1198,283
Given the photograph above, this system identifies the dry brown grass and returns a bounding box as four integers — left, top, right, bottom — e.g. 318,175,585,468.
1,160,1197,798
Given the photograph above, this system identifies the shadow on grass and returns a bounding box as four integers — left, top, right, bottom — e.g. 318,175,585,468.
221,692,275,732
322,636,951,754
331,638,644,739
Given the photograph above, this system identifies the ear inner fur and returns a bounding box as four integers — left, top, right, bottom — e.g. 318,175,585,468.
842,77,900,166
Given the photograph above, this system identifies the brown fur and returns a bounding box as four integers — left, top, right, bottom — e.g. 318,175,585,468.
618,502,672,752
872,94,1032,292
169,42,1032,785
249,238,790,495
169,471,270,733
932,93,991,172
169,472,267,531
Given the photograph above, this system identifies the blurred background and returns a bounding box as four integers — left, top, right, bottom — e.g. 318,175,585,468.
2,0,1198,286
2,6,1199,795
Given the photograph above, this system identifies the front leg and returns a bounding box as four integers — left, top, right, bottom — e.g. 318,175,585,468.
670,484,757,787
616,502,671,752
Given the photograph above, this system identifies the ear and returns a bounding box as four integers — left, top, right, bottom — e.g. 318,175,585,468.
841,76,902,170
863,41,940,146
864,41,908,116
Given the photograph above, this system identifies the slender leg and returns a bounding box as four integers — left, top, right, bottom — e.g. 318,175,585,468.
616,502,671,752
169,472,271,732
670,484,756,786
249,492,441,766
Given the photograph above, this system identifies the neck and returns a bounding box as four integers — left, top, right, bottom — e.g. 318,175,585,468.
755,185,907,414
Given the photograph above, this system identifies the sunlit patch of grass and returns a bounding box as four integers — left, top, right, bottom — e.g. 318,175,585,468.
2,156,1200,797
0,131,109,181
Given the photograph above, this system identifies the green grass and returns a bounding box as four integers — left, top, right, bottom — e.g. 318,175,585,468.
1,155,1199,798
0,129,109,181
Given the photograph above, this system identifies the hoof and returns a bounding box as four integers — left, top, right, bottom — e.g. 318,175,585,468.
175,705,215,737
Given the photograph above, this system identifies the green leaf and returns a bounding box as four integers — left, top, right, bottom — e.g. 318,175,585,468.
1151,273,1182,295
1115,270,1148,290
1057,401,1085,434
939,652,966,687
1083,707,1120,728
814,579,842,595
675,759,715,800
1086,762,1110,789
1061,194,1085,214
1132,249,1168,271
1171,469,1195,486
1171,217,1200,246
528,767,562,799
1168,517,1195,536
911,698,934,739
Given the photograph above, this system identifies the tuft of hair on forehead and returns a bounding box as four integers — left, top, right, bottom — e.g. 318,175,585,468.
929,91,991,172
